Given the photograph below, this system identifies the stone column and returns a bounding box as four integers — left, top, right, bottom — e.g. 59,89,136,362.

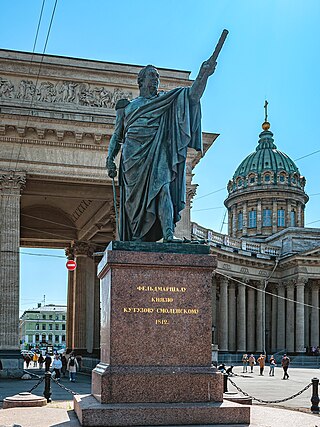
66,245,75,351
72,241,95,354
228,283,236,351
310,281,319,348
286,281,295,353
297,203,302,227
295,277,306,353
277,283,286,351
256,281,265,353
237,280,246,352
93,258,101,354
86,255,96,354
286,200,292,226
246,286,255,352
271,285,278,353
0,171,26,352
219,277,229,351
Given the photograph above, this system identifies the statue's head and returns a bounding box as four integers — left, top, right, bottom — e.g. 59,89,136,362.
137,65,160,93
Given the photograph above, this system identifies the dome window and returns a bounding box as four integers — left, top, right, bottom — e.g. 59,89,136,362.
262,209,272,227
237,178,243,187
248,210,257,228
277,209,285,227
265,161,269,166
264,174,271,183
290,210,296,227
279,174,286,183
249,175,255,184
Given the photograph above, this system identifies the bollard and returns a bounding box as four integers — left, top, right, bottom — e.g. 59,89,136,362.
223,373,228,393
311,377,319,414
43,371,52,403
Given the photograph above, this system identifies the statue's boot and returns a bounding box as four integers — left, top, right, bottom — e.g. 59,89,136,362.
163,228,183,243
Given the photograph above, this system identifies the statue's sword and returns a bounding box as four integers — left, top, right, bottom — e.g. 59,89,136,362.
208,29,229,66
112,177,120,238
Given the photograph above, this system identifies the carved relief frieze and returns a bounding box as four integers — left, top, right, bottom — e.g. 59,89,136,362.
0,76,133,109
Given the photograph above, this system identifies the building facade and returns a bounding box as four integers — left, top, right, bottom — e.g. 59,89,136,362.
19,304,67,350
193,119,320,355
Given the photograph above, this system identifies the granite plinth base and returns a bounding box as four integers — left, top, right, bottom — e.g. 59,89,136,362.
92,363,223,404
74,394,251,426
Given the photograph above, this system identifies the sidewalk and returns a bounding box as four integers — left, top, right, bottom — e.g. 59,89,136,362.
0,367,319,426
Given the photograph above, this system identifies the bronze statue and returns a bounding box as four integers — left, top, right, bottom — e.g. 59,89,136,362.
107,30,228,243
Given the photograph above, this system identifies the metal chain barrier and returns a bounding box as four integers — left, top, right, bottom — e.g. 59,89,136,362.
228,377,312,404
51,376,78,395
23,369,42,380
28,376,45,393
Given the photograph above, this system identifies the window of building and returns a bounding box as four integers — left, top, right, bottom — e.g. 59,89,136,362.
237,178,243,187
55,324,59,330
264,174,271,182
249,174,255,184
55,315,59,320
49,324,53,330
248,210,257,228
238,212,243,230
62,324,66,330
279,174,286,183
278,209,285,227
35,324,40,330
42,314,46,320
62,315,66,321
55,335,59,343
262,209,272,227
35,334,39,342
62,335,66,342
42,324,46,330
41,334,46,342
49,315,53,320
290,210,296,227
48,334,53,341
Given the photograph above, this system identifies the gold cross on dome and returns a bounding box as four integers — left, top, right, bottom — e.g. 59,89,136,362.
264,100,269,122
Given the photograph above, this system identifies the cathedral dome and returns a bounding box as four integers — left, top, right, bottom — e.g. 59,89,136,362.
228,123,305,193
224,109,308,239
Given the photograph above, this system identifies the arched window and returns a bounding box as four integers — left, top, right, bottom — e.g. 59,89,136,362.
290,210,296,227
278,209,285,227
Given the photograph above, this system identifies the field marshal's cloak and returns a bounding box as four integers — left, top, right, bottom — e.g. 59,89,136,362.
118,87,202,241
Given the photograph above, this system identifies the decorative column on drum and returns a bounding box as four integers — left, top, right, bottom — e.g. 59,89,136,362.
0,171,26,353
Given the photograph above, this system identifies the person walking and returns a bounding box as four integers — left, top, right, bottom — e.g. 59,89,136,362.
61,353,68,377
24,354,31,368
67,353,79,382
32,352,39,367
44,353,52,372
269,355,276,376
257,354,266,376
38,354,44,370
52,354,62,381
281,354,290,379
248,354,256,373
242,353,248,373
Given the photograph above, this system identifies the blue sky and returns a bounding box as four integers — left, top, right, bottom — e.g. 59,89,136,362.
1,0,319,313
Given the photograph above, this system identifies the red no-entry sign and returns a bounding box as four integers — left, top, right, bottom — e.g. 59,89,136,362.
66,260,77,271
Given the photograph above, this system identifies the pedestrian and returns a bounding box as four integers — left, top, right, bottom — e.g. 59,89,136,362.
76,354,82,372
242,353,248,373
24,354,31,368
281,353,290,379
44,353,52,372
257,354,266,376
38,354,44,369
248,354,256,373
61,353,67,377
67,353,79,382
217,363,226,373
269,355,276,376
32,352,39,367
0,359,3,370
52,354,62,381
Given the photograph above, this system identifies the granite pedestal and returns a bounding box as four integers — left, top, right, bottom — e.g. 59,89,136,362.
74,242,250,425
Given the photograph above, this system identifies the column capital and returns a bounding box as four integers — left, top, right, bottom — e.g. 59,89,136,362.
220,276,229,286
65,245,75,260
295,275,308,286
72,241,95,258
0,171,26,192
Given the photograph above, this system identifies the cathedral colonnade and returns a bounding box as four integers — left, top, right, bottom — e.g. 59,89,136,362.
213,274,320,354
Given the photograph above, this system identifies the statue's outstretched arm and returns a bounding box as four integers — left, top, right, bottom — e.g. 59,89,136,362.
106,100,128,178
189,29,228,105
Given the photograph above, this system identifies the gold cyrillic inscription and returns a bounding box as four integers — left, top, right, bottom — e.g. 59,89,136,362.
156,319,169,325
151,297,173,303
136,286,186,293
